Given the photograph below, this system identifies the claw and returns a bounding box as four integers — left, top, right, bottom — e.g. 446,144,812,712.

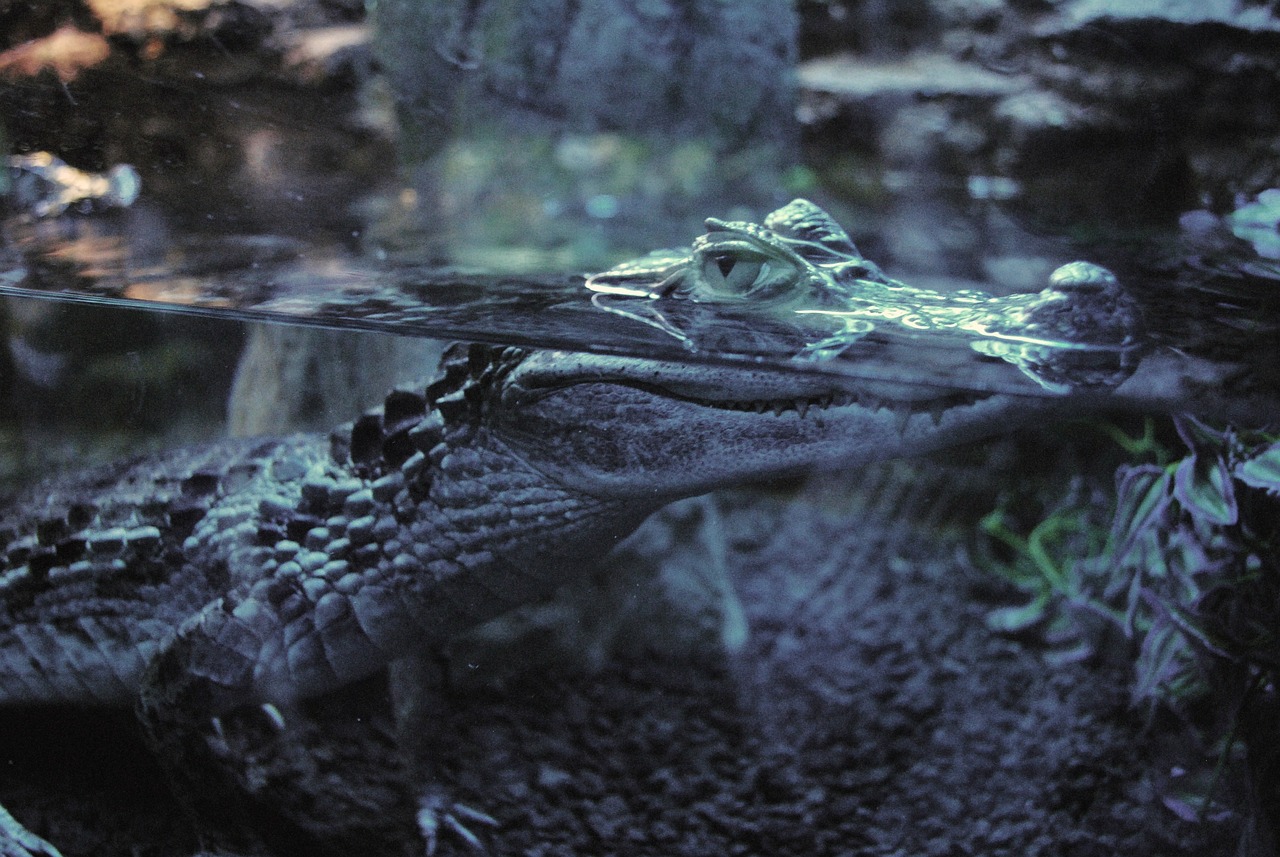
451,803,498,828
260,702,287,731
443,813,486,852
417,798,498,856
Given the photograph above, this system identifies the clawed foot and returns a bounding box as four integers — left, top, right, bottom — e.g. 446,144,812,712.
0,804,61,857
416,794,497,855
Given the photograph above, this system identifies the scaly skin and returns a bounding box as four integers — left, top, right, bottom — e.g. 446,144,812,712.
0,341,1032,855
0,201,1133,855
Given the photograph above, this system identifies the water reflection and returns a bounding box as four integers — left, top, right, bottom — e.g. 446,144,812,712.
0,193,1276,426
5,152,140,219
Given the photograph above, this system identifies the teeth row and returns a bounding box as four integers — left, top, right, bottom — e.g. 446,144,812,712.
718,392,854,417
717,390,908,417
715,390,983,425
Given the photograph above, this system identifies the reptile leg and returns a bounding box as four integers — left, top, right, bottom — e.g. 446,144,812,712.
137,600,427,855
389,656,498,855
192,662,495,856
211,677,424,855
143,664,429,855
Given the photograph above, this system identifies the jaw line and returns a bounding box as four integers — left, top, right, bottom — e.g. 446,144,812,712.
495,351,1035,501
504,351,995,426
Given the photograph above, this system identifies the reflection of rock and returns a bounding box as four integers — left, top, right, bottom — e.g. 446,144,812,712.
0,26,110,82
799,53,1024,102
1056,0,1280,30
374,0,799,267
5,152,139,218
1228,188,1280,260
798,2,1280,239
84,0,236,40
0,0,391,241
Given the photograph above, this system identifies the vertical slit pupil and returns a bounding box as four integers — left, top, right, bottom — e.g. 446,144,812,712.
715,254,736,278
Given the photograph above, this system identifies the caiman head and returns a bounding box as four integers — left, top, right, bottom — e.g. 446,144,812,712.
428,342,1030,502
394,199,1135,504
586,198,1143,391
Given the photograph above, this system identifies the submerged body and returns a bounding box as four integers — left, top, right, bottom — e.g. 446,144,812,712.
0,202,1132,855
0,341,1031,855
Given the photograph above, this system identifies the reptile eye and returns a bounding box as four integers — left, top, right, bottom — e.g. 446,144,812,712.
701,253,765,296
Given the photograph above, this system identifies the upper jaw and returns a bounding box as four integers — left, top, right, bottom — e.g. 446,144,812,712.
502,350,989,419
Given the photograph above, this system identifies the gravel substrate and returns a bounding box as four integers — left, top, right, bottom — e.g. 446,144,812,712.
0,461,1241,855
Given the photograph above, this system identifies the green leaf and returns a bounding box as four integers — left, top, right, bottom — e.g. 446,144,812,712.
1112,465,1173,560
1174,414,1228,455
1132,621,1191,702
1092,416,1166,461
1174,453,1238,526
1164,603,1234,660
1236,442,1280,494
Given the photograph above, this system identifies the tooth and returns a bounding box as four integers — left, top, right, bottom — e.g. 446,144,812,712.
894,406,912,433
929,404,946,426
772,401,787,417
796,401,810,418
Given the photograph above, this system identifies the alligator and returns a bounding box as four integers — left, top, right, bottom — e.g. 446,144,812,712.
0,201,1134,856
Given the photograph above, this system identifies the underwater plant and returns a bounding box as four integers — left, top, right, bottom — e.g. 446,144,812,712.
1229,189,1280,261
978,414,1280,825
